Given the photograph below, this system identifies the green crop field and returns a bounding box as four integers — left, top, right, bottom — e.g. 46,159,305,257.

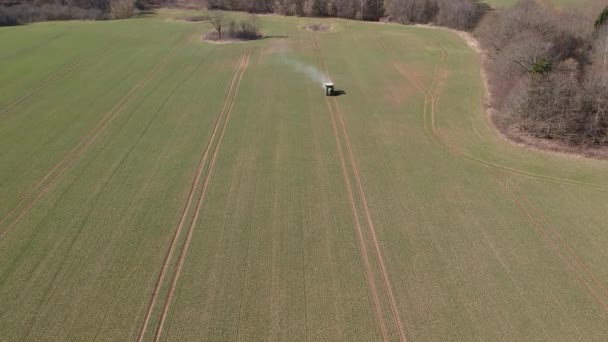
1,9,608,341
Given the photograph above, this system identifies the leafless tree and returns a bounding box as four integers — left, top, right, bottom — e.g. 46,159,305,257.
477,0,608,145
387,0,437,24
110,0,133,18
209,11,226,39
435,0,477,29
585,27,608,142
302,0,313,16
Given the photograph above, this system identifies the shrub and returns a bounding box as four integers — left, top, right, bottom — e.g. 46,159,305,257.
304,23,330,31
530,58,552,74
0,10,21,26
595,7,608,28
183,14,209,21
207,13,261,41
226,15,261,40
110,0,135,19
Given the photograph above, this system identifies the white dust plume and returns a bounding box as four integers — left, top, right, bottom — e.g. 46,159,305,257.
281,58,332,87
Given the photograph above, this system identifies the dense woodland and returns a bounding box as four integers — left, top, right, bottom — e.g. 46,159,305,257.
0,0,135,24
1,0,608,146
477,1,608,145
0,0,485,29
206,0,482,29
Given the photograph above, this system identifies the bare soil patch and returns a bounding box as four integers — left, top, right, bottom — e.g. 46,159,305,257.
166,13,209,23
303,24,332,32
181,15,208,22
495,121,608,160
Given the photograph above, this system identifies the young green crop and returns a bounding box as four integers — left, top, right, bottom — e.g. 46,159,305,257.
1,10,607,341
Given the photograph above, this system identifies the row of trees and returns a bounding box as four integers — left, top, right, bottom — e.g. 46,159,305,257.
0,0,136,25
207,0,373,20
387,0,482,29
0,0,484,30
476,0,608,145
8,0,136,12
207,0,482,29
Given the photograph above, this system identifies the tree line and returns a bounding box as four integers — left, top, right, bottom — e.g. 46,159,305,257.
206,0,483,29
0,0,137,25
2,0,608,146
476,0,608,146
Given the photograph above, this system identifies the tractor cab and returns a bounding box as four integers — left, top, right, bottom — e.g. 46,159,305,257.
324,83,335,96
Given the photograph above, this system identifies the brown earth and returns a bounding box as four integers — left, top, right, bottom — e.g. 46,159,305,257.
302,24,332,32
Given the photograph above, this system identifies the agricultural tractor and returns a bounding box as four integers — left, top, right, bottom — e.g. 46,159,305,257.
324,83,335,96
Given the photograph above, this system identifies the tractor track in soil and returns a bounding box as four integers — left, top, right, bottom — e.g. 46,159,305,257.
415,40,449,149
12,71,195,337
89,45,217,342
18,96,171,341
509,180,608,300
0,28,70,62
311,35,389,342
0,33,127,119
377,40,431,142
489,170,608,316
428,42,449,147
326,73,390,342
426,39,608,317
324,61,408,342
383,34,608,320
312,34,407,342
135,51,251,342
0,32,190,241
332,92,408,342
378,38,608,192
380,35,608,339
377,40,427,94
427,44,608,191
233,155,261,342
152,51,251,342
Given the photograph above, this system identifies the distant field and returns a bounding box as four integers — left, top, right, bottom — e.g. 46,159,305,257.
1,9,608,341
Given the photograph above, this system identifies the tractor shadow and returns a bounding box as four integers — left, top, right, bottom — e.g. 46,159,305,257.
329,90,346,96
261,35,290,39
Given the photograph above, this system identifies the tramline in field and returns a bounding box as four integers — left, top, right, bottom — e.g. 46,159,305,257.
0,7,607,342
